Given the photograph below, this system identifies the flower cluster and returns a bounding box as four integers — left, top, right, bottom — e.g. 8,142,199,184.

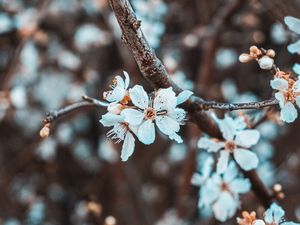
192,158,251,222
239,46,275,70
100,71,193,161
198,114,260,173
237,203,300,225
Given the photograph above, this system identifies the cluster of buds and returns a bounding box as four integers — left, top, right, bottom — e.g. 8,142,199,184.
239,46,275,70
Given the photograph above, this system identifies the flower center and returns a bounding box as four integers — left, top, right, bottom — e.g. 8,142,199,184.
220,182,230,192
225,140,236,153
144,108,156,120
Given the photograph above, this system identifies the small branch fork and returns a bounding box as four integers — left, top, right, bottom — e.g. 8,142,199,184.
41,0,278,210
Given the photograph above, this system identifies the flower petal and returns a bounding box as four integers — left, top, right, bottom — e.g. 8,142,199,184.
121,132,135,161
280,102,298,123
121,108,144,126
284,16,300,35
123,71,130,89
212,114,237,140
235,129,260,148
176,90,193,105
137,119,155,145
223,162,238,183
156,115,182,142
253,220,266,225
275,92,285,108
129,85,149,109
233,148,259,171
154,87,177,112
270,78,288,91
105,86,126,102
296,96,300,108
169,132,183,143
287,39,300,54
212,192,238,222
229,178,251,194
197,137,224,152
169,108,186,125
293,80,300,93
217,150,230,174
199,177,221,208
115,75,125,89
293,63,300,76
100,113,124,127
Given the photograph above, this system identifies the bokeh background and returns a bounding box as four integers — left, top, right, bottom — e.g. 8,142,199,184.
0,0,300,224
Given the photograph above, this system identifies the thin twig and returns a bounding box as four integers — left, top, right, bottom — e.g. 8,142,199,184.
42,97,108,124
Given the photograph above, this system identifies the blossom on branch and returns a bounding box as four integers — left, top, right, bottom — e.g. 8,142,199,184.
270,73,300,123
122,85,192,144
100,71,193,161
198,115,260,173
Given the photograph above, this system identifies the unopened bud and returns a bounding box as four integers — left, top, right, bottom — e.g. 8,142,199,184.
273,183,282,192
266,49,276,58
258,56,274,70
239,53,253,63
105,216,117,225
250,45,259,54
40,123,50,138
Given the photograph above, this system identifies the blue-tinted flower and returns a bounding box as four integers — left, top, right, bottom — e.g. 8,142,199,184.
197,162,251,222
198,115,259,173
270,77,300,123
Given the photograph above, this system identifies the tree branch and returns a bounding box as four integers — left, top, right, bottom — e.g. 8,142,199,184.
109,0,275,209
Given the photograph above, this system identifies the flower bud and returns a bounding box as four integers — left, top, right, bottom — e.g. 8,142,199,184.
239,53,252,63
105,216,116,225
250,45,259,54
258,56,274,70
40,124,50,138
266,49,275,58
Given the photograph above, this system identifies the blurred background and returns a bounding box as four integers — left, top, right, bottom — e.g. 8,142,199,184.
0,0,300,224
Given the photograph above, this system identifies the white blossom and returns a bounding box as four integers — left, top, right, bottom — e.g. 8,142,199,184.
122,85,192,145
198,115,259,173
103,71,130,103
270,77,300,123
